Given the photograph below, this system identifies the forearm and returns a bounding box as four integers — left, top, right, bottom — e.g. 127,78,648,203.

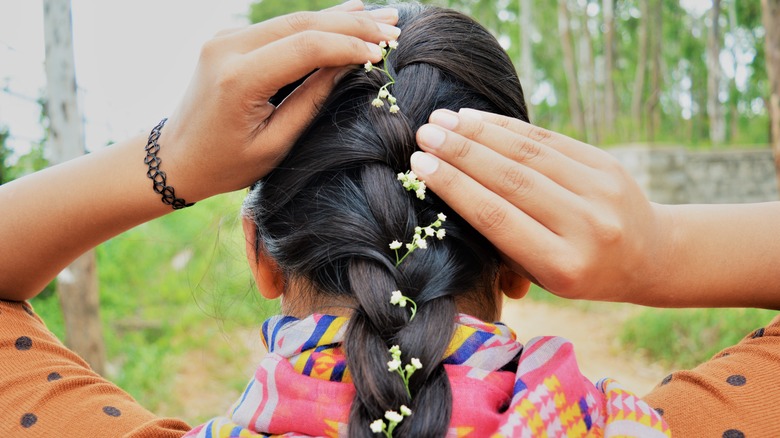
645,202,780,309
0,133,182,300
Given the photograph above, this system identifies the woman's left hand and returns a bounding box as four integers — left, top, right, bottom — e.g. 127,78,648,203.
162,1,401,201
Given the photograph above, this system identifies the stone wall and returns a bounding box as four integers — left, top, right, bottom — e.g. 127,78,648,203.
608,146,779,204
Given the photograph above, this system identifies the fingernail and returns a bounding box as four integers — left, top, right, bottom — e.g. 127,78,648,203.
365,42,383,60
377,22,401,39
369,7,398,22
459,108,483,120
417,125,446,150
430,110,459,131
411,152,439,176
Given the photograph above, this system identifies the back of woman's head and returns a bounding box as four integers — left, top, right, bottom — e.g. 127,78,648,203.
244,3,527,437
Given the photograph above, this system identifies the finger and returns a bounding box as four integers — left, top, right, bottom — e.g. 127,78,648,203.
409,151,564,274
258,67,347,171
241,31,383,101
426,109,597,196
223,10,400,54
326,0,365,12
416,123,587,234
458,108,614,169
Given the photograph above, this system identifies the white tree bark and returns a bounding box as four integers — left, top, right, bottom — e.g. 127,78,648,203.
519,0,535,119
708,0,726,145
763,0,780,190
43,0,105,375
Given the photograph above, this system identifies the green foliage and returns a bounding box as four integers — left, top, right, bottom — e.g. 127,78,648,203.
620,307,778,369
30,192,279,416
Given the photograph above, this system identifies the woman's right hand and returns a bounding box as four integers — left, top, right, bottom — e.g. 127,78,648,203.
411,108,669,304
412,109,780,309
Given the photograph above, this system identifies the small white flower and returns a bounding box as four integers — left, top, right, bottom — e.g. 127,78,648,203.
370,419,385,433
390,290,403,304
381,47,387,56
379,41,388,48
389,345,401,357
424,227,435,237
415,188,425,199
364,61,374,72
385,410,404,424
387,358,402,372
389,240,402,250
388,95,397,104
400,405,412,416
378,88,390,99
414,226,422,235
411,358,423,369
408,171,418,181
388,40,399,49
389,104,400,114
416,238,428,249
372,98,384,107
436,229,446,240
438,213,447,222
397,172,405,181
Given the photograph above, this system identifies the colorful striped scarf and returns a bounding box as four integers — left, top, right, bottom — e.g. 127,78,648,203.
185,314,670,437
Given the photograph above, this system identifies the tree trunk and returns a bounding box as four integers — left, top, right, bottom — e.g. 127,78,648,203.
602,0,616,140
763,0,780,191
580,3,599,144
43,0,106,376
708,0,726,145
558,0,586,136
728,0,740,142
645,0,662,142
519,0,535,120
631,0,649,139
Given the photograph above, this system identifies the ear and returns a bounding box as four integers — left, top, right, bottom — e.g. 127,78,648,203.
499,264,531,299
242,216,284,299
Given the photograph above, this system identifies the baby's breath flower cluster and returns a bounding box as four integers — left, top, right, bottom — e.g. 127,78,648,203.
390,290,417,320
364,40,400,114
370,346,421,435
397,171,426,200
389,213,447,267
369,405,412,437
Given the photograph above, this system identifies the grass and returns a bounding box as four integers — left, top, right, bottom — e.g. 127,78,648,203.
29,191,279,421
620,307,778,369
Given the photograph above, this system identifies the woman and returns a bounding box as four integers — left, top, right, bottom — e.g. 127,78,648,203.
0,1,773,437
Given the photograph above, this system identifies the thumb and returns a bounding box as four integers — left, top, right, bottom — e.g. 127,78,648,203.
257,67,350,168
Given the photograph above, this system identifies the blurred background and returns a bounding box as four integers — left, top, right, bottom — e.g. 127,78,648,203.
1,0,778,425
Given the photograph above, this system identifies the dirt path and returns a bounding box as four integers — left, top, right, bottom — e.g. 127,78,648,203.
170,300,670,423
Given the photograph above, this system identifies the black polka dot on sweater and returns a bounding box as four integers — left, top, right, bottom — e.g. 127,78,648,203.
20,413,37,428
661,374,673,385
752,327,765,338
103,406,121,417
47,372,62,382
15,336,32,350
654,407,664,416
726,375,747,386
723,429,745,438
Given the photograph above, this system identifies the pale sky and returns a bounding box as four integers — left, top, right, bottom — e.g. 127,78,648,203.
0,0,254,158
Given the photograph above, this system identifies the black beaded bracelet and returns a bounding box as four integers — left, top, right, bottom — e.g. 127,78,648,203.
144,118,194,210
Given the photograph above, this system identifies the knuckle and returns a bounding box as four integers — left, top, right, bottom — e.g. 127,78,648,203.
587,213,624,244
290,32,319,59
507,137,542,163
453,138,473,159
475,200,507,232
285,11,316,33
467,119,487,140
528,125,552,144
499,165,533,199
199,38,222,60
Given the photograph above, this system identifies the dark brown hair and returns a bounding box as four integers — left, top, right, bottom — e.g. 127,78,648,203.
244,3,527,436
